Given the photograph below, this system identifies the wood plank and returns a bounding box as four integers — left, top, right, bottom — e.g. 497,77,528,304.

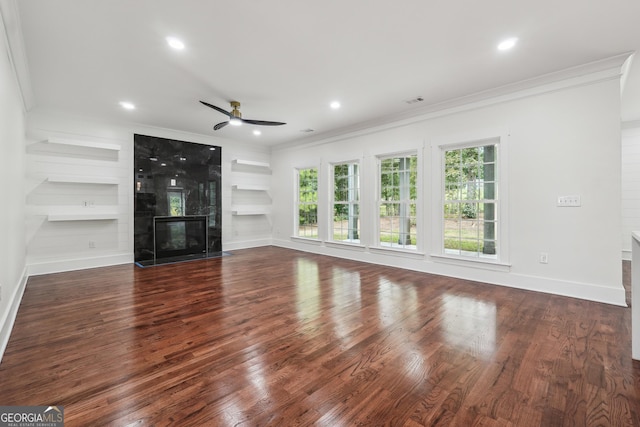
0,247,638,426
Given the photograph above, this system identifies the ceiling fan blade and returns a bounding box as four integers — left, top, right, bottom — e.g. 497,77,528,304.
213,121,229,130
200,101,232,117
243,119,287,127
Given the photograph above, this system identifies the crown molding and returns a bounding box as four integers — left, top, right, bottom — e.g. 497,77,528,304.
623,119,640,130
0,0,34,112
273,53,632,152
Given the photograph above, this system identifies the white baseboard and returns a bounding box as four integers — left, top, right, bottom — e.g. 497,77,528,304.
623,250,631,261
273,238,627,307
224,238,273,252
0,267,28,365
27,253,134,276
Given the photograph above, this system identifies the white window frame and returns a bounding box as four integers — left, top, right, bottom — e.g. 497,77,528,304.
329,160,361,245
294,166,319,240
375,151,419,252
431,130,510,270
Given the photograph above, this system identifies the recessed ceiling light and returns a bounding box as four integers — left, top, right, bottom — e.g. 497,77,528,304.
330,101,341,109
166,37,185,50
497,37,518,51
253,130,262,136
119,101,135,110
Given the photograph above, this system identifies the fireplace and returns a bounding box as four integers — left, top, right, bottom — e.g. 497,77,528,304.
154,215,207,262
133,134,222,265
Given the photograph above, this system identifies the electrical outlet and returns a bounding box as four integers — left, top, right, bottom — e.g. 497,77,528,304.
557,195,581,207
539,252,548,264
89,240,96,249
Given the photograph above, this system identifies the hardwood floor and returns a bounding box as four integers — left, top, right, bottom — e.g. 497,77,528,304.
1,246,639,426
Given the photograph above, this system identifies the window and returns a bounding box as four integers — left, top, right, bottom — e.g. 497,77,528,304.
443,142,498,259
378,154,417,249
296,167,318,238
167,190,185,216
331,162,360,243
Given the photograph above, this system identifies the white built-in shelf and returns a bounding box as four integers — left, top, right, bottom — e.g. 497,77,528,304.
47,208,119,222
232,184,269,191
48,213,119,222
45,137,121,152
47,175,119,185
231,206,270,216
232,159,271,169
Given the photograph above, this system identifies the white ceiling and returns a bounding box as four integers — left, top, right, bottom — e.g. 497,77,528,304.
12,0,640,146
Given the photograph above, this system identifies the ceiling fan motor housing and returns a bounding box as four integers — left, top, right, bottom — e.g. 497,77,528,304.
230,101,242,119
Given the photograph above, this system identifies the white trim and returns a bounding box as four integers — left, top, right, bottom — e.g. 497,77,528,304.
272,240,626,306
0,0,34,111
223,238,272,251
430,253,511,272
431,128,510,266
325,240,366,251
369,246,425,259
622,120,640,131
327,160,361,245
0,267,28,365
290,236,323,246
374,151,420,252
273,53,630,153
294,165,320,240
27,253,133,276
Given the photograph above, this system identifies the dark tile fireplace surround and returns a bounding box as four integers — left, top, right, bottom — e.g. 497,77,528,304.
134,134,222,266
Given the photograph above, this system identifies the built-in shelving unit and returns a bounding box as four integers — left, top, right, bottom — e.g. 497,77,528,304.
231,159,271,218
230,158,272,241
47,175,119,185
231,206,270,216
33,137,122,223
232,159,270,169
232,184,270,191
47,210,119,222
44,137,121,151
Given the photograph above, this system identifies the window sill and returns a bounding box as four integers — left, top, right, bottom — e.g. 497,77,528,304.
430,253,511,272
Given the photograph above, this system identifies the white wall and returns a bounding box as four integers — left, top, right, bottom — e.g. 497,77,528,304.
622,123,640,260
25,111,272,274
271,75,625,306
0,7,27,360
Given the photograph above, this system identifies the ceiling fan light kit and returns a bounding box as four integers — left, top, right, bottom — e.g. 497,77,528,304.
200,100,286,131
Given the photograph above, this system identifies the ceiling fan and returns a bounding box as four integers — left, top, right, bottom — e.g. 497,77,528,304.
200,100,286,131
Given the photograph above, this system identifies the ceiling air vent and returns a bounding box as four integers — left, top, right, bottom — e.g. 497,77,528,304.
405,96,424,105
